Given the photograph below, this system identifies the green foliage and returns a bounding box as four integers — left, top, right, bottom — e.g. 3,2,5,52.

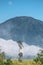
18,52,23,57
0,59,14,65
34,49,43,65
34,58,38,63
0,52,5,59
18,52,23,62
5,59,14,65
0,59,43,65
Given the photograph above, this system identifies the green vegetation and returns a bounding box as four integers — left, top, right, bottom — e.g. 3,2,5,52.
34,49,43,65
0,46,43,65
0,59,43,65
0,59,36,65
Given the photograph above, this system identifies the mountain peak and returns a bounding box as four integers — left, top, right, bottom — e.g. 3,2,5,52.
0,16,43,48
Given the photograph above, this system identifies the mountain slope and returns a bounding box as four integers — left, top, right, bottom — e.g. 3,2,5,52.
0,16,43,47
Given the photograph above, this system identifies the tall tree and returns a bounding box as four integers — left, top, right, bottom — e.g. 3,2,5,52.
17,41,24,62
0,47,5,61
34,49,43,64
17,41,23,49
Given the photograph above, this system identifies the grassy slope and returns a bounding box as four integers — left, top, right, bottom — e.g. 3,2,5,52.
12,60,36,65
0,59,43,65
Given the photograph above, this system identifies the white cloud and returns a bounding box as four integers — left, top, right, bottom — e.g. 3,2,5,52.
0,38,42,58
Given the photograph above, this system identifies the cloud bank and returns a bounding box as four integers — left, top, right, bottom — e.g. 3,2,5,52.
0,38,42,58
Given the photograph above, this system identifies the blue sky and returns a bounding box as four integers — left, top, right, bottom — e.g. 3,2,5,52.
0,0,43,23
